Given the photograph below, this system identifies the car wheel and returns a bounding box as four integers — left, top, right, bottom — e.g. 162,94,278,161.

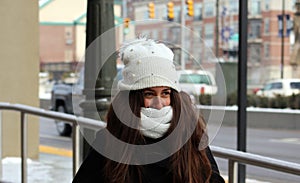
55,105,72,137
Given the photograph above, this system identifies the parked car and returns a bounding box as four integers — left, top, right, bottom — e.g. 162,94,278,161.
51,80,76,136
178,70,218,96
51,65,124,136
256,78,300,98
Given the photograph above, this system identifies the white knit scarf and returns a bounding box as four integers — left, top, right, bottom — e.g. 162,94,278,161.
140,106,173,139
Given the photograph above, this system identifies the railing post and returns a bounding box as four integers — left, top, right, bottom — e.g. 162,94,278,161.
0,111,2,180
20,112,27,183
72,124,80,177
228,159,238,183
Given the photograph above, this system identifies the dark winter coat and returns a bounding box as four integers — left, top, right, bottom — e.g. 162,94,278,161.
73,131,225,183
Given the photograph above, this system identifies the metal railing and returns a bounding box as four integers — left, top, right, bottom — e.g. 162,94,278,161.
0,102,300,183
211,146,300,183
0,102,105,183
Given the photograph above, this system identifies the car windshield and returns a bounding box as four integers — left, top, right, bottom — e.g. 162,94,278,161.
264,82,282,90
179,74,212,85
290,82,300,89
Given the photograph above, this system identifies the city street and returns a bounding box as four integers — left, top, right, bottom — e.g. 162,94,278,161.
2,0,300,182
39,117,72,150
39,117,300,182
210,125,300,183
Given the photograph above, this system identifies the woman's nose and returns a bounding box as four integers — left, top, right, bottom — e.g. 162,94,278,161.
150,97,164,109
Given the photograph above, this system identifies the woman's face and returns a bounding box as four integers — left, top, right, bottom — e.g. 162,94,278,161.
142,86,171,109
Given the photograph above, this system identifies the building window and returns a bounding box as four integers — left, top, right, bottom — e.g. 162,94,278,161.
161,6,167,20
174,6,181,22
250,0,261,16
204,23,214,48
291,0,297,11
65,27,73,45
265,0,270,11
264,43,270,58
264,18,270,34
229,0,239,14
204,1,214,17
194,3,203,21
249,20,261,39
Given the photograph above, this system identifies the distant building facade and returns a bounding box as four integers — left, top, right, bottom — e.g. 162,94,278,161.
126,0,300,87
39,0,123,80
39,0,87,80
39,0,300,85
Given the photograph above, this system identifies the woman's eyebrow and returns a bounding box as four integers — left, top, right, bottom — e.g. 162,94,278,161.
143,87,171,92
143,89,154,92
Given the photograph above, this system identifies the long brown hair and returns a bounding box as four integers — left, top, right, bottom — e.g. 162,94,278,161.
103,90,212,183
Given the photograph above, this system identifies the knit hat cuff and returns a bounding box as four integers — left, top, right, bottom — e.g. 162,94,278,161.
118,75,181,91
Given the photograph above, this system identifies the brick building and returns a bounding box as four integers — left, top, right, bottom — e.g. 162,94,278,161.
39,0,300,86
39,0,123,80
39,0,87,79
127,0,300,87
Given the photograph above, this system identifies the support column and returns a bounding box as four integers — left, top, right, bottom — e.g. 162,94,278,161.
0,0,39,159
80,0,116,160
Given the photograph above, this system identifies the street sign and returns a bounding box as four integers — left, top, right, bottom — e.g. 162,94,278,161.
278,14,292,37
221,26,234,42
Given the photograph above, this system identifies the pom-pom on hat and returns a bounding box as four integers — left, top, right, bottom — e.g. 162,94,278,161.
118,38,181,92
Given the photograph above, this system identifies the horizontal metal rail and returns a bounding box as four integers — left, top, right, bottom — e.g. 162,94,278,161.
210,146,300,183
0,102,300,183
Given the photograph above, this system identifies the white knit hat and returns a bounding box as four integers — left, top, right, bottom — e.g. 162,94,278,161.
118,38,181,92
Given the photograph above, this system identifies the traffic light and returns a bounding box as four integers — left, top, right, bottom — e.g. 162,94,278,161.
148,2,155,19
167,2,174,21
186,0,194,17
124,18,130,29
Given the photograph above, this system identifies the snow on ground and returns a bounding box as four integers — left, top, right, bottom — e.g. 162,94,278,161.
1,154,72,183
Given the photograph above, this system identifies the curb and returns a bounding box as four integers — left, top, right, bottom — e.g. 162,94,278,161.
39,145,72,157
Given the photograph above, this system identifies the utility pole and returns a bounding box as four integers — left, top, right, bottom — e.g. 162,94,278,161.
122,0,127,40
80,0,116,160
237,0,248,182
181,0,185,70
281,0,285,79
215,0,219,58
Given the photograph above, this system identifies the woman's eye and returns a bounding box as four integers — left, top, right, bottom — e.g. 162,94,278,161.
161,91,171,97
143,92,154,98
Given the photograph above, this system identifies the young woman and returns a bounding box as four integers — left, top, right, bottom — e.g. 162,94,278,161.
73,38,225,183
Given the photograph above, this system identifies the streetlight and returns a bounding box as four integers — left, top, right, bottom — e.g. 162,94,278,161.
281,0,285,79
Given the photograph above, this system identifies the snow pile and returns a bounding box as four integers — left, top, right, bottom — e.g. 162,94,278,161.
1,156,72,183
